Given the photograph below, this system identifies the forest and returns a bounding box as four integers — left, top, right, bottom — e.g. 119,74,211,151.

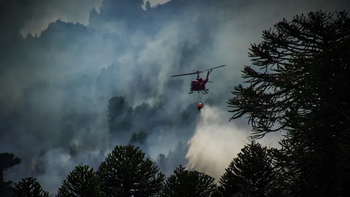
1,0,350,196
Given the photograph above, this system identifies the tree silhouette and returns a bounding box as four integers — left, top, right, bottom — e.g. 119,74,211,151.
228,10,350,139
161,165,217,197
108,96,133,136
270,138,305,196
0,152,21,196
216,170,239,197
57,165,101,197
97,145,165,197
227,10,350,196
218,141,277,197
129,131,148,145
12,177,49,197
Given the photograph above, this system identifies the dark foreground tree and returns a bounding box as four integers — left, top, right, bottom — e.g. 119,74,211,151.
218,141,278,197
161,165,217,197
216,169,240,197
57,165,101,197
0,152,21,196
228,10,350,139
228,10,350,196
12,177,49,197
97,145,165,197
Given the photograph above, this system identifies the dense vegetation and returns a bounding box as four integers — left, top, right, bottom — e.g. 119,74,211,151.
1,141,284,197
1,6,349,197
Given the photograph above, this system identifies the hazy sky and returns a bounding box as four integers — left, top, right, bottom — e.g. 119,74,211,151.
19,0,170,36
1,0,349,195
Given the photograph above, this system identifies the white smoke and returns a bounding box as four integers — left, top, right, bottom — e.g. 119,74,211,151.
186,105,282,181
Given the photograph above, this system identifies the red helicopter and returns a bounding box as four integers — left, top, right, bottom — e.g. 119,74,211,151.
171,65,226,95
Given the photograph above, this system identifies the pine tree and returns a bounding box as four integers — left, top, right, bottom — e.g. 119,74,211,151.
218,141,277,197
227,10,350,196
12,177,49,197
97,145,165,197
107,96,133,136
0,152,21,196
161,165,217,197
57,165,101,197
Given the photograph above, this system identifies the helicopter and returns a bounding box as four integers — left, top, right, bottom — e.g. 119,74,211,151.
171,65,226,94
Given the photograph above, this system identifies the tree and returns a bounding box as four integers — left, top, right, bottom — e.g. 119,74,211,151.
107,96,133,135
156,154,170,175
57,165,101,197
129,131,148,145
145,1,151,10
12,177,49,197
269,138,306,197
97,145,165,197
161,165,217,197
227,10,350,196
218,141,278,197
228,10,350,139
0,152,21,196
216,171,239,197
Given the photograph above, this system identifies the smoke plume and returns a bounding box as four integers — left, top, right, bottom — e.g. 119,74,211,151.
186,105,282,180
1,0,348,195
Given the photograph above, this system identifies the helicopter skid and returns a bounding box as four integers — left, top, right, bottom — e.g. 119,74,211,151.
188,89,209,95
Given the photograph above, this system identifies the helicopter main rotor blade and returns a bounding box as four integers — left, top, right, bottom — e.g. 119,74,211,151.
170,65,225,77
202,65,226,72
171,71,203,77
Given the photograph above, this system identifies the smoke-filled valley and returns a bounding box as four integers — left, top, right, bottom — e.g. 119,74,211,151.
0,0,348,194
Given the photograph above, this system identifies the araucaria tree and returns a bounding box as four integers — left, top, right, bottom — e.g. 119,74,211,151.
218,141,278,197
161,165,217,197
97,145,165,197
228,10,350,196
56,165,101,197
0,152,21,196
12,177,49,197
